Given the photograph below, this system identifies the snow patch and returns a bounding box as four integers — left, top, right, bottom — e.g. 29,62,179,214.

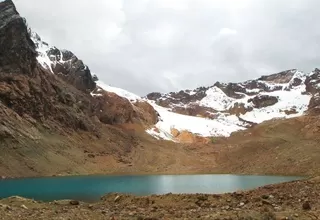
199,86,234,111
146,127,176,141
96,80,142,102
147,102,245,140
241,89,311,123
30,32,54,73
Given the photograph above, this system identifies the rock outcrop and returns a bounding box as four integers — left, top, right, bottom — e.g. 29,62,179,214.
0,0,98,133
248,95,279,109
0,0,37,73
31,33,96,92
305,69,320,113
171,129,210,144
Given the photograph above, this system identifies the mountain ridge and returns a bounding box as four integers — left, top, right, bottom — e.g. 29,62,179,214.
144,68,320,141
1,0,320,180
29,26,320,142
29,25,320,142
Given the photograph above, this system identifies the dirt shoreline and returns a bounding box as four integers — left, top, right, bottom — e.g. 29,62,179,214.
0,176,319,219
0,171,309,180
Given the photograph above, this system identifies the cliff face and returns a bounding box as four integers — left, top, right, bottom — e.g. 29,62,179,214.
0,0,161,177
0,0,36,73
0,0,158,133
0,0,97,133
305,68,320,114
31,32,96,92
0,0,320,178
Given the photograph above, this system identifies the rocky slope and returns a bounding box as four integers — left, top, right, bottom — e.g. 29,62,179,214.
0,0,163,177
25,3,320,143
30,31,158,128
1,0,320,180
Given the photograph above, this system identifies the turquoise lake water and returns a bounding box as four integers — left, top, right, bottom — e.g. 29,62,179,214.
0,174,303,202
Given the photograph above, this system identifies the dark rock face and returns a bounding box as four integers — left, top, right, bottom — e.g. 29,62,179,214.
171,105,217,118
147,92,162,100
309,95,320,112
147,87,207,108
0,67,97,132
214,82,246,99
228,103,253,116
305,69,320,113
258,69,296,83
50,49,96,92
248,95,278,109
0,0,37,73
305,68,320,95
0,0,99,133
33,36,96,92
243,80,283,92
0,0,159,134
291,77,303,87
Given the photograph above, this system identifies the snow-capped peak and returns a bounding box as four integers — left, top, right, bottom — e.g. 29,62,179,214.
30,32,55,73
29,30,318,142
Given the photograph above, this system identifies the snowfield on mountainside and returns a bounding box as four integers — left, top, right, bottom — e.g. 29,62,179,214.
30,31,315,141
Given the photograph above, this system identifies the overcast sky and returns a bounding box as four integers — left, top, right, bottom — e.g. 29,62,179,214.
13,0,320,95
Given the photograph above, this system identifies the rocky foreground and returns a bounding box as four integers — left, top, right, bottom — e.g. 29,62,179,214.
0,177,319,220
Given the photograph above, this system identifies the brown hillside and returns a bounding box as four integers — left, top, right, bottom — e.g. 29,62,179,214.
0,0,320,180
213,115,320,176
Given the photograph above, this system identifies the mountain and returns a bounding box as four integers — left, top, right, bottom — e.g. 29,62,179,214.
26,10,320,143
31,28,320,143
0,0,319,178
30,31,158,127
146,69,320,141
0,0,166,177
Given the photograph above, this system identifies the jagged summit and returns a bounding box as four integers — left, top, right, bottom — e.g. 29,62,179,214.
0,0,37,73
0,0,158,136
1,0,320,180
1,0,320,144
145,68,320,140
31,32,96,92
31,22,318,141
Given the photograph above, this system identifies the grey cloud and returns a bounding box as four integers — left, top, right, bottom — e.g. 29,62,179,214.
13,0,320,95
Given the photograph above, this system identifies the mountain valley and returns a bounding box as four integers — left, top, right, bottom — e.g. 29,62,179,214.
1,0,320,219
1,0,320,178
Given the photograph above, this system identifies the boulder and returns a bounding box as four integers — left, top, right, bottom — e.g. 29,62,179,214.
170,128,180,137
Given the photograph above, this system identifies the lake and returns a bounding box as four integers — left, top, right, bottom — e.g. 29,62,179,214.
0,174,303,202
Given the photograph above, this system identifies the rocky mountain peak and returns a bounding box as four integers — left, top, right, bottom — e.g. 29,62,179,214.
1,0,320,143
30,32,96,92
257,69,297,83
0,0,37,73
145,68,312,135
0,0,159,141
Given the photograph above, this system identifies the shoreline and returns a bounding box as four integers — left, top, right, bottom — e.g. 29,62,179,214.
0,176,319,219
0,170,310,180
